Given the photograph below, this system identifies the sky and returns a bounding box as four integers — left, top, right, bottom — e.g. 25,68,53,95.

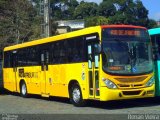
78,0,160,21
141,0,160,21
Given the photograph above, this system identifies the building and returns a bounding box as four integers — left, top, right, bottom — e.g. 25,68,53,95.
157,21,160,26
56,20,85,34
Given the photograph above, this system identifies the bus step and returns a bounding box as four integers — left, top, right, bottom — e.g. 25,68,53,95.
41,94,49,97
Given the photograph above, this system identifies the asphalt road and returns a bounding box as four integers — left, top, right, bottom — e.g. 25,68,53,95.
0,89,160,120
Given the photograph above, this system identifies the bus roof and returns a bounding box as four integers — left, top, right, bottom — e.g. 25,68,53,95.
4,26,101,51
148,28,160,35
101,25,147,30
4,25,147,51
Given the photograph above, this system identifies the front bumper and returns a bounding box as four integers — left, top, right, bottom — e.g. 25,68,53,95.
100,84,155,101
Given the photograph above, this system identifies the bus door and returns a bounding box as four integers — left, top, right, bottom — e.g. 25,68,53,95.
87,40,100,99
152,35,160,96
40,50,49,96
12,51,18,91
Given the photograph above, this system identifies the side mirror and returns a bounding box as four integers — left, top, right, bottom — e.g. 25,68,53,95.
153,45,160,60
95,44,101,54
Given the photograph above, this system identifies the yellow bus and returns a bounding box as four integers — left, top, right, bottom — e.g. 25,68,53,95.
3,25,155,106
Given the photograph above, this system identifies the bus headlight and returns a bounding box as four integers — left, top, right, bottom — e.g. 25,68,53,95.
102,78,117,89
145,77,155,87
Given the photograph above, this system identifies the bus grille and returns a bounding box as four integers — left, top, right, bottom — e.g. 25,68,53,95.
122,90,141,96
117,84,143,88
115,76,147,83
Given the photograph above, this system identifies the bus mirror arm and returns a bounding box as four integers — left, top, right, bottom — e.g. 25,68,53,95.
97,44,102,54
152,45,159,60
153,53,160,61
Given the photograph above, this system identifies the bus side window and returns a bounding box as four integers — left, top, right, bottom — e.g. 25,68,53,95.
68,39,75,62
56,42,61,64
4,52,12,68
72,48,80,62
156,35,160,59
152,35,160,60
68,37,84,63
50,43,56,64
59,40,68,63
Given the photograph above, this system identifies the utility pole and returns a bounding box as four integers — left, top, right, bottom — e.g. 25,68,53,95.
44,0,50,37
40,0,50,38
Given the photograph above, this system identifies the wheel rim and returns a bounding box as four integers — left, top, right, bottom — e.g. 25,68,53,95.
22,84,26,95
72,88,81,103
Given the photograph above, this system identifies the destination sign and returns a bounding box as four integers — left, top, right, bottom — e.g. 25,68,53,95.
110,30,140,36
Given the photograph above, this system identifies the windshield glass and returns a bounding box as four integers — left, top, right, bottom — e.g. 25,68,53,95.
102,28,153,75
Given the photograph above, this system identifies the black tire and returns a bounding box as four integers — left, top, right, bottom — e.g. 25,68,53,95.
70,83,86,107
20,82,28,98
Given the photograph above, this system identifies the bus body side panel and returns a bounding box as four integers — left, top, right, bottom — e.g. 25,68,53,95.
16,66,41,95
48,63,88,99
3,68,16,92
155,61,160,96
65,63,89,99
48,64,68,97
148,28,160,97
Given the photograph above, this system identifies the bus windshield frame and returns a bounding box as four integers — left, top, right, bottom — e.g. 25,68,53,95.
102,27,153,76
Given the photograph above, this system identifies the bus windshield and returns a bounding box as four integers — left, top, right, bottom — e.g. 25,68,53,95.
102,28,153,75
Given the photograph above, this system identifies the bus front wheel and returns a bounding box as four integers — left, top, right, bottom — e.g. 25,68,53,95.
20,82,28,98
70,83,86,107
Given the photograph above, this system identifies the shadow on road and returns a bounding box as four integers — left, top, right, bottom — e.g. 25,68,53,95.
0,88,10,95
0,88,71,105
1,88,160,109
43,97,160,110
86,97,160,110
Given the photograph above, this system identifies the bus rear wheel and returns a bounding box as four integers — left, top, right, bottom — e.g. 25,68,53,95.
70,83,86,107
20,82,28,98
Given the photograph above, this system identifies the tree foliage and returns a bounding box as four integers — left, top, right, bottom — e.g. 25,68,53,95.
0,0,41,50
85,16,109,27
50,0,158,28
105,0,149,26
147,19,158,29
50,0,79,20
73,2,98,19
98,1,116,17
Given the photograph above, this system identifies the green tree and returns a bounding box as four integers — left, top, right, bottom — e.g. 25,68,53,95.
66,0,79,19
98,1,116,17
50,0,79,20
134,0,149,26
103,0,152,28
85,16,109,27
73,2,98,19
49,0,158,30
147,19,158,29
0,0,41,49
109,0,138,24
